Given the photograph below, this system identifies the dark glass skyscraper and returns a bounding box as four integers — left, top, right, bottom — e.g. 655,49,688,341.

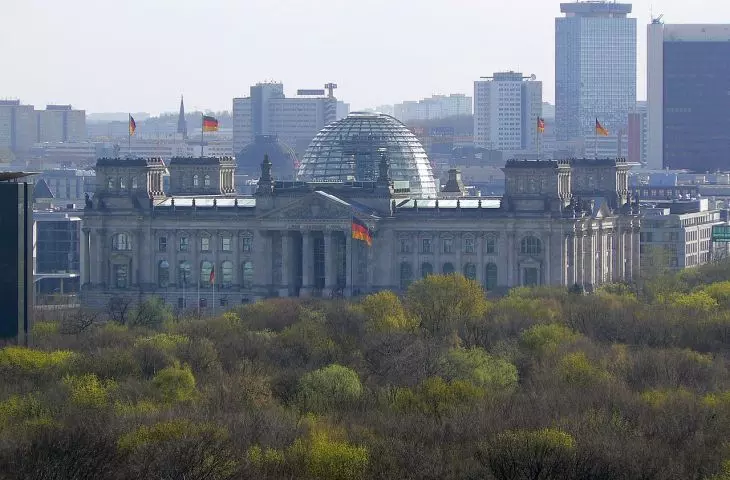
647,23,730,171
555,2,636,141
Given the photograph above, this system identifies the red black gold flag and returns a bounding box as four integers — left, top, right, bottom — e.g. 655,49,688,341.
209,266,215,284
595,118,609,136
537,117,545,134
129,115,136,136
351,217,373,247
202,115,219,132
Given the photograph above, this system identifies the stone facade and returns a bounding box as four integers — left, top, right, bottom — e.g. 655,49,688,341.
81,155,640,310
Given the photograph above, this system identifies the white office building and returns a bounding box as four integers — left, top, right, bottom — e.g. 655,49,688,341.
474,72,542,153
393,94,472,123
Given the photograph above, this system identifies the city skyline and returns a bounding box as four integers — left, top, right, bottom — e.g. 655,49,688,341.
3,0,728,114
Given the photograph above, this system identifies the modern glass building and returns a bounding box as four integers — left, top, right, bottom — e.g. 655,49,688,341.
298,112,438,198
647,24,730,172
555,2,636,141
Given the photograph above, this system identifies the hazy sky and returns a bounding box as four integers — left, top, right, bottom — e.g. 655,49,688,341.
2,0,728,114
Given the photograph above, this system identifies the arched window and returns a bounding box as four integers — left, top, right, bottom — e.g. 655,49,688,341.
485,263,498,290
193,174,199,187
443,262,455,274
242,261,253,288
221,260,233,286
112,233,131,251
107,177,114,189
463,263,477,280
520,236,542,255
400,262,413,290
131,177,138,190
421,262,433,278
178,261,191,286
119,177,127,190
200,261,213,287
158,260,170,288
204,174,211,187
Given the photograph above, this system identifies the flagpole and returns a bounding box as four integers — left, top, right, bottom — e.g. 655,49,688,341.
197,277,200,317
594,118,598,160
128,114,132,157
200,114,204,157
213,269,216,315
536,118,540,160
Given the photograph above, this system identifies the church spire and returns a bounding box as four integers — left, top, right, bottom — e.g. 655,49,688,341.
177,95,188,140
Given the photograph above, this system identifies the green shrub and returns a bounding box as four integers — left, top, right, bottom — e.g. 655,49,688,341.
443,347,518,391
152,364,196,403
0,346,76,374
520,323,580,355
63,373,117,408
358,291,418,333
298,364,363,412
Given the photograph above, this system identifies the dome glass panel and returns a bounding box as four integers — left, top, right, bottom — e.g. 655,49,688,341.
298,112,438,197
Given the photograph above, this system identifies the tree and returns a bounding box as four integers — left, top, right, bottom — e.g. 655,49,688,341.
131,296,173,329
358,291,418,333
298,364,363,412
106,296,133,325
477,428,577,480
152,364,197,403
442,347,518,391
406,274,489,337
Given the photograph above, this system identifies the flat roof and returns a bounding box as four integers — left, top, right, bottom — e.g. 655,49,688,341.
0,172,38,182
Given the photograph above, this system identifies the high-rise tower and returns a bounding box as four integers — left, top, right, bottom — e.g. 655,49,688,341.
555,2,636,142
177,96,187,140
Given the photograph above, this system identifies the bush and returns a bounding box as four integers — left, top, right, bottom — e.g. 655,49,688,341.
63,373,117,408
0,346,76,375
298,364,363,412
442,347,518,391
520,323,580,355
152,364,196,403
358,291,418,333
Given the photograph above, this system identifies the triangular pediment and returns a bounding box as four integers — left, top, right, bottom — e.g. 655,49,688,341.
258,191,375,221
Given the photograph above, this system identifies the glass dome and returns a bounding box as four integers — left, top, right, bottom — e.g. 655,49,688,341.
297,112,438,197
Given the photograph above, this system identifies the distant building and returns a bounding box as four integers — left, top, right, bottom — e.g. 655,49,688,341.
33,210,82,298
393,94,472,122
0,100,38,153
555,2,636,141
473,71,542,154
0,173,34,344
647,23,730,171
628,101,648,164
232,82,339,156
640,199,728,269
37,105,86,143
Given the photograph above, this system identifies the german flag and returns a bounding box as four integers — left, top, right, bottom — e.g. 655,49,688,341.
209,266,215,284
202,115,219,132
351,217,372,247
595,118,609,137
537,117,545,134
129,115,136,136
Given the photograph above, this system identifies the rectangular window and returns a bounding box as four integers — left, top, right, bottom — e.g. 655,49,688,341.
158,236,167,252
201,237,210,252
221,237,232,252
464,237,475,254
443,238,453,254
485,236,497,254
400,239,412,253
113,264,128,289
242,236,253,252
179,237,189,252
422,238,432,254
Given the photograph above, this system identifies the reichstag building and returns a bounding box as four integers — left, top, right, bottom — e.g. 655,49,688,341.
81,112,640,308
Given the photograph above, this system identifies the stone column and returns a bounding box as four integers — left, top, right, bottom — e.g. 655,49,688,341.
632,223,641,280
279,231,290,297
81,228,90,286
412,234,419,280
575,232,584,288
300,230,313,297
323,231,335,296
456,233,463,276
98,229,107,288
507,232,515,287
434,234,442,275
131,231,140,287
345,233,353,296
476,234,485,286
544,232,551,285
588,232,596,289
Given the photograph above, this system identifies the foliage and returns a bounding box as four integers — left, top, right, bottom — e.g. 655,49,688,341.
520,323,580,355
0,346,76,374
298,364,363,412
152,363,196,403
63,373,117,408
5,268,730,478
478,428,576,480
406,274,489,336
358,291,418,333
130,296,174,329
442,347,518,391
